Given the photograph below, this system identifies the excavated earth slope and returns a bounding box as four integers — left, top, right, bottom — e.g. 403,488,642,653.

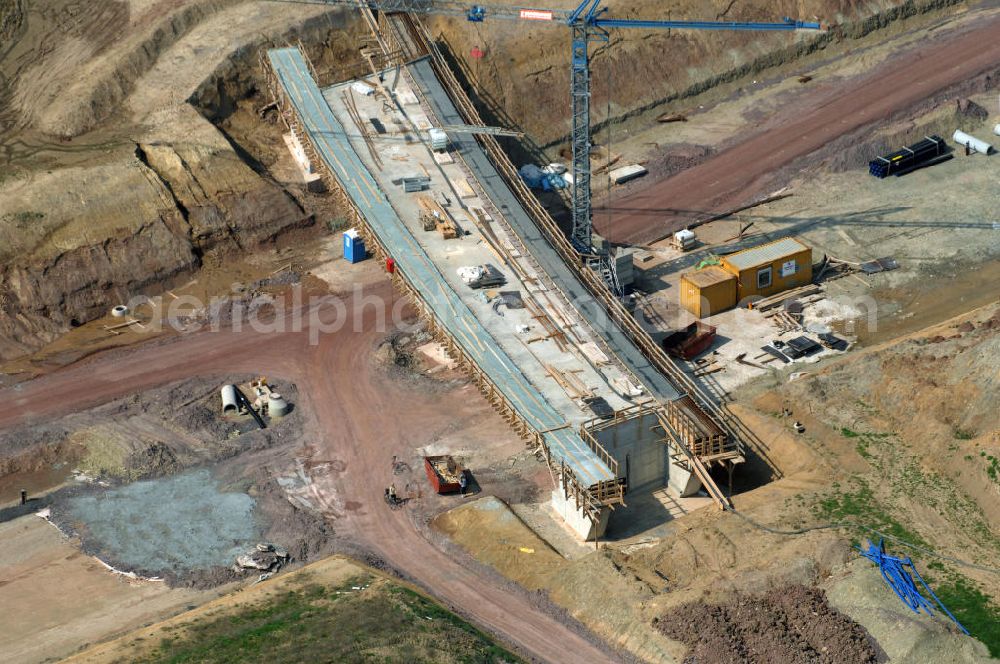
0,0,947,361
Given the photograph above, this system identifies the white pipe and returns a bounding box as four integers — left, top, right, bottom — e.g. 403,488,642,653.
953,129,993,155
994,123,1000,137
220,385,238,414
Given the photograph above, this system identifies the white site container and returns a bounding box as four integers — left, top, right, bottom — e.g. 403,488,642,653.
674,229,695,246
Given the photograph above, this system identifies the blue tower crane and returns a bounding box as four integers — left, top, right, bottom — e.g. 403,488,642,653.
274,0,822,286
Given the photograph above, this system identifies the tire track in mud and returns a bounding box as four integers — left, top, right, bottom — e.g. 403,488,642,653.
0,285,617,663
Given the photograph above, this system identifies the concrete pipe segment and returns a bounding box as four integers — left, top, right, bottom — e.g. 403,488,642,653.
953,129,994,155
220,385,238,414
267,394,289,417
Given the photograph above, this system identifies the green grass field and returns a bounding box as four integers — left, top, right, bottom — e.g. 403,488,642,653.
137,574,520,664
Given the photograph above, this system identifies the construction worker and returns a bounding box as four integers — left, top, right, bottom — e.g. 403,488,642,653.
459,471,468,497
385,483,398,505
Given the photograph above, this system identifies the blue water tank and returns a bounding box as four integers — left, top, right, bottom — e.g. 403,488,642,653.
343,229,366,264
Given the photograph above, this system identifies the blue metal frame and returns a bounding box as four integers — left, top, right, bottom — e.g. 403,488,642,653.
564,0,605,251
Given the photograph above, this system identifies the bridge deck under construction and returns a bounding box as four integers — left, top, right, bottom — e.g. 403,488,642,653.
265,13,754,518
404,56,683,402
267,46,616,488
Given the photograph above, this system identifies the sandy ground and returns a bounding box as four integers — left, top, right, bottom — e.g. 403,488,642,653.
422,304,1000,662
0,514,221,663
65,555,365,663
0,267,618,663
595,9,1000,244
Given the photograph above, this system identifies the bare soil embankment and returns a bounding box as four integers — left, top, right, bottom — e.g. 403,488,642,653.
430,0,965,163
429,304,1000,661
0,2,359,364
0,375,335,587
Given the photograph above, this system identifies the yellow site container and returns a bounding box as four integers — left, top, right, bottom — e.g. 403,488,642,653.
721,237,813,303
679,266,738,318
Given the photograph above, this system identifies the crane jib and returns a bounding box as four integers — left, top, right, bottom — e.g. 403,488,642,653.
282,0,824,262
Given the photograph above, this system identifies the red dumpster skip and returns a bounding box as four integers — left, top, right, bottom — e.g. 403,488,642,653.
424,455,464,494
661,321,717,360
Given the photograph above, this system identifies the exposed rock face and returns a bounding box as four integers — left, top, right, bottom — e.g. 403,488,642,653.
0,216,198,360
0,141,312,361
135,142,309,251
0,2,343,363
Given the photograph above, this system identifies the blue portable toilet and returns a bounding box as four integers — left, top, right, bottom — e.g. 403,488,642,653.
343,228,366,263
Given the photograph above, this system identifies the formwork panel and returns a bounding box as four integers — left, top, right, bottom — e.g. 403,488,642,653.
588,409,667,492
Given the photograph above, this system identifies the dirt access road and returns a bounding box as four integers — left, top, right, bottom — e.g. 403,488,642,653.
0,285,616,664
596,13,1000,246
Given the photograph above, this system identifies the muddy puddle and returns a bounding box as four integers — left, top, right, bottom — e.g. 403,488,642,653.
63,468,259,574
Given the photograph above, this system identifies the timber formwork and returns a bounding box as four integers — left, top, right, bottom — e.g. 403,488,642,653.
339,11,746,507
390,15,749,503
265,7,763,512
261,48,622,527
582,404,730,508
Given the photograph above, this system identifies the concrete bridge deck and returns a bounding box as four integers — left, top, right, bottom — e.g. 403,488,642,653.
266,46,616,489
404,56,683,402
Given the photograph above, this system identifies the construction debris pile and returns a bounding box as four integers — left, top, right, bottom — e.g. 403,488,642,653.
234,542,289,573
457,264,506,289
220,377,291,430
656,585,880,664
